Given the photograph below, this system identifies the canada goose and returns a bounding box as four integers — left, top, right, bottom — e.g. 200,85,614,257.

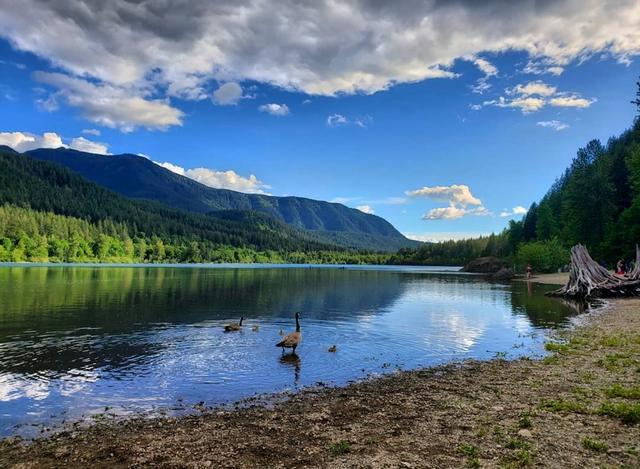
328,345,337,353
224,317,243,332
276,312,301,354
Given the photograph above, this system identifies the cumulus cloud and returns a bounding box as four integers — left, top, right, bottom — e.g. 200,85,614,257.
82,128,101,136
356,205,375,214
500,206,528,218
478,81,595,114
407,184,490,220
407,185,482,206
258,103,290,116
537,120,569,131
33,72,183,132
154,161,270,194
212,82,244,106
0,131,63,152
0,131,110,154
2,0,638,104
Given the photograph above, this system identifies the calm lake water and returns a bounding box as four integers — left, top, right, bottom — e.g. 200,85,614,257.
0,264,576,437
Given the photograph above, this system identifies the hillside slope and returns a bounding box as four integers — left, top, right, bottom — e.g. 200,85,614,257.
24,148,418,251
0,149,337,255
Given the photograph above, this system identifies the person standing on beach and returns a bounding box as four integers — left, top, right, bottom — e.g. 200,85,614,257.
526,264,532,279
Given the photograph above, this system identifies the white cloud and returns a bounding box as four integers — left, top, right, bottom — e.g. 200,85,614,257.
327,114,348,127
258,103,290,116
478,81,595,114
407,184,491,221
2,0,637,103
549,95,595,108
356,205,374,214
468,56,498,94
0,131,63,152
537,120,569,131
326,113,372,128
423,206,468,220
499,206,528,218
212,82,244,106
69,137,110,155
0,130,110,154
154,161,270,194
509,81,557,97
33,72,183,132
407,185,482,207
82,128,101,136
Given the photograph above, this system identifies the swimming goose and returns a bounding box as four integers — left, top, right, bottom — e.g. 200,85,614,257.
276,312,301,354
224,317,243,332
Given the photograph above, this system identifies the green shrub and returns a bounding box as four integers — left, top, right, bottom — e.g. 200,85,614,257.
328,440,351,456
582,437,609,453
515,238,569,273
598,402,640,424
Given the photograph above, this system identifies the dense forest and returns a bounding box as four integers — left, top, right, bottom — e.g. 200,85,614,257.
392,78,640,271
0,150,387,264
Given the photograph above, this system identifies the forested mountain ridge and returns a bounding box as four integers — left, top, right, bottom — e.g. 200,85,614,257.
23,148,417,251
0,149,387,264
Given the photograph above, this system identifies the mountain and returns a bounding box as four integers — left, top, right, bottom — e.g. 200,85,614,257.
24,148,418,251
0,148,339,256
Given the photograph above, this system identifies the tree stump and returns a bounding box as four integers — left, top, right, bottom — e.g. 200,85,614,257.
549,244,640,299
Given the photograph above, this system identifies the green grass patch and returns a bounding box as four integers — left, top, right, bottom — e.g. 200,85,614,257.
328,440,351,456
517,413,532,429
581,437,609,453
540,399,588,414
600,335,627,347
458,443,480,468
506,438,531,451
598,402,640,425
544,342,570,353
597,353,636,371
604,384,640,399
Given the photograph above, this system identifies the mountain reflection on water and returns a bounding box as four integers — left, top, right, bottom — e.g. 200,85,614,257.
0,265,578,437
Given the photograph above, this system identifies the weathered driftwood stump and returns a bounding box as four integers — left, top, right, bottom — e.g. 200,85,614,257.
629,245,640,280
549,244,640,299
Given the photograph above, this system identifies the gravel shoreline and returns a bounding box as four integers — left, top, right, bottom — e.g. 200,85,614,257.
1,283,639,468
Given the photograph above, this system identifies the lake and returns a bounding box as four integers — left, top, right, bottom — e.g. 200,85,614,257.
0,264,576,438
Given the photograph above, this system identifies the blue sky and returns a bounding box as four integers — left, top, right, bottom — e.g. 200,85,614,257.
1,1,639,241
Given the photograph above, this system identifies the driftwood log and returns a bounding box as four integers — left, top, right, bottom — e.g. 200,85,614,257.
629,245,640,280
549,244,640,299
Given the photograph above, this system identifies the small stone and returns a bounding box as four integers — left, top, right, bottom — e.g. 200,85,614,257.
517,429,532,438
400,462,412,468
492,405,505,411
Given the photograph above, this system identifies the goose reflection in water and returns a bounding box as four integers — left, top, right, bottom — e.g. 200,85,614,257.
279,353,301,385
